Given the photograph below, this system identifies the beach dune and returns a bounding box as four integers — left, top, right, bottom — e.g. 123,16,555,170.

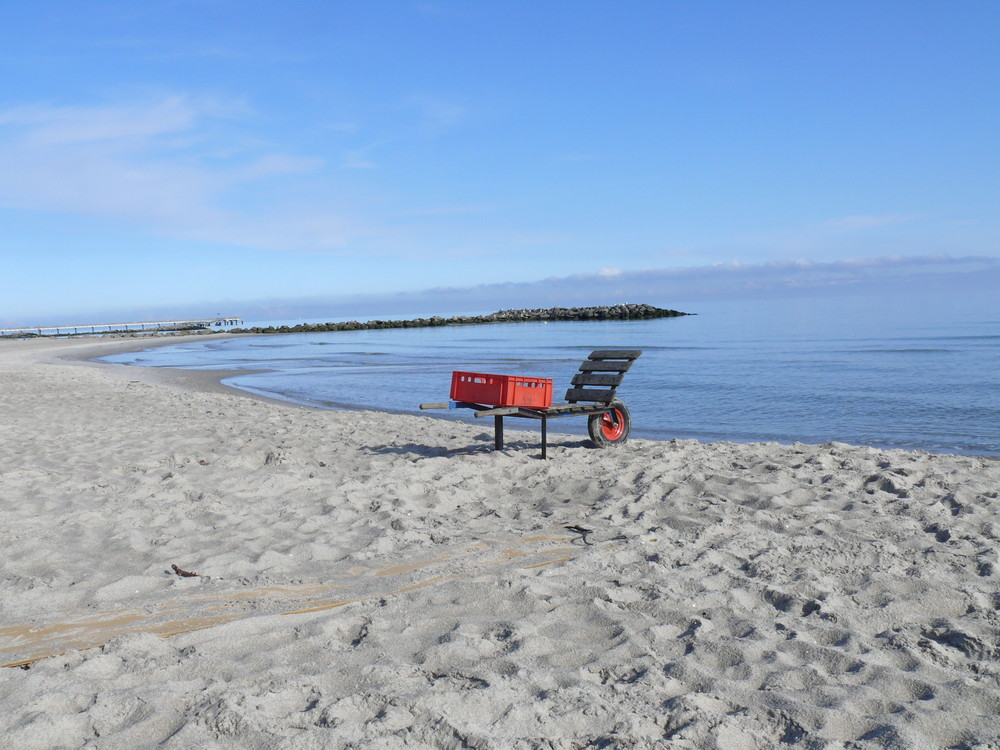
1,336,999,748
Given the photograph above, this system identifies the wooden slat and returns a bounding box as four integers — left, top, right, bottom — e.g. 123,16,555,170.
474,406,520,418
453,401,489,409
540,403,610,415
571,373,623,387
578,360,633,373
588,349,642,360
564,387,616,403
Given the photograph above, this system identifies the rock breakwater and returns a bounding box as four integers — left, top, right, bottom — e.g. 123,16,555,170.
231,303,690,334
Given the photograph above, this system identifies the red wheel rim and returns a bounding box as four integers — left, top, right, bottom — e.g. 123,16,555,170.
600,409,626,441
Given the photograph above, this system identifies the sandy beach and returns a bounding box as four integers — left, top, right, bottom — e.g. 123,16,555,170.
1,335,999,749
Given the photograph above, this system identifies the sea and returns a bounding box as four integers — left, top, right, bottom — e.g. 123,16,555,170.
98,292,1000,457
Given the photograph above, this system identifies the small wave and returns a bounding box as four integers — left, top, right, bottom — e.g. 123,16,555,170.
850,348,953,354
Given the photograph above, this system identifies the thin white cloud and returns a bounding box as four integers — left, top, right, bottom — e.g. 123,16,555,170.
365,255,1000,313
341,149,377,169
180,207,365,252
0,95,365,251
820,214,920,234
553,153,599,163
9,254,995,327
238,153,323,179
400,202,494,217
326,121,361,134
737,214,924,255
0,97,201,144
403,92,468,133
155,255,988,325
0,91,483,255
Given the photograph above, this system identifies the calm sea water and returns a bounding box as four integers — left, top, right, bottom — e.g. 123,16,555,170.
99,293,1000,456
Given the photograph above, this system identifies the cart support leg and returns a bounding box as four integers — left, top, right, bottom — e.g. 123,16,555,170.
541,416,548,459
494,415,504,450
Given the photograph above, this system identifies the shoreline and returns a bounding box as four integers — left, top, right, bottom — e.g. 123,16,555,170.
9,332,1000,462
2,335,1000,745
13,332,329,412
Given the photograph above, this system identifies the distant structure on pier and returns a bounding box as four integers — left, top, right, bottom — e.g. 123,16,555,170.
0,316,242,338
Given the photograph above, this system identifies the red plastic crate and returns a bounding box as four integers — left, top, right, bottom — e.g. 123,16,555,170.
450,371,553,408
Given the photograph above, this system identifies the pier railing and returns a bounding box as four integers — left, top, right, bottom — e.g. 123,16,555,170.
0,317,242,337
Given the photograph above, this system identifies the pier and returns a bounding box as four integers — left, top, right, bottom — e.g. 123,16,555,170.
0,317,242,338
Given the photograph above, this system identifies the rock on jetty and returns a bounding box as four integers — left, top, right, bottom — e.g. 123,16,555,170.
483,303,687,322
231,303,689,335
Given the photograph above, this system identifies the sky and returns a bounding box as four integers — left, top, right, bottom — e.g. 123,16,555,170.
1,1,998,326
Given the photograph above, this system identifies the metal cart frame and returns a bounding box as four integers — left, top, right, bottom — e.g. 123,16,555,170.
420,349,642,458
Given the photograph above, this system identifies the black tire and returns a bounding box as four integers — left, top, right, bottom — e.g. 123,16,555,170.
588,400,632,448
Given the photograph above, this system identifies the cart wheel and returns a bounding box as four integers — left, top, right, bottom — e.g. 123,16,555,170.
588,400,632,448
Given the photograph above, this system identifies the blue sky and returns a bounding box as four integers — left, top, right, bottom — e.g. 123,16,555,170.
1,1,998,325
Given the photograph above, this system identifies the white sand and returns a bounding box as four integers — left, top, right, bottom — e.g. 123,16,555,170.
1,335,999,749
